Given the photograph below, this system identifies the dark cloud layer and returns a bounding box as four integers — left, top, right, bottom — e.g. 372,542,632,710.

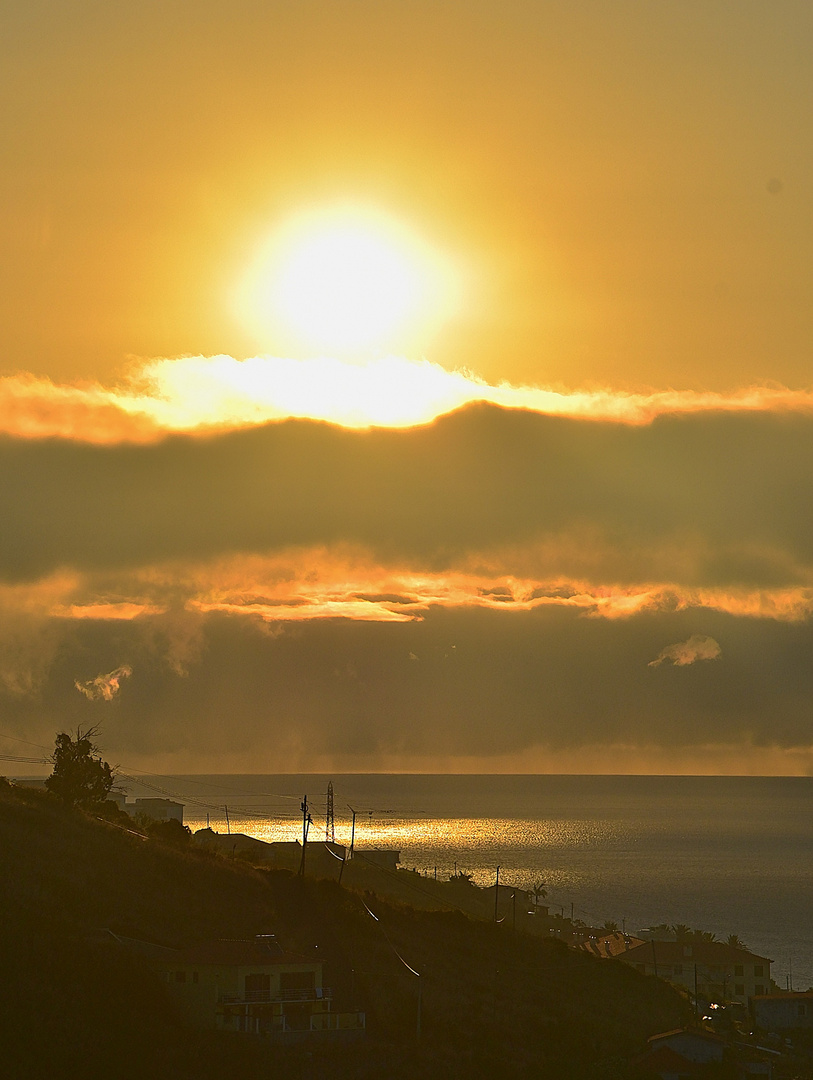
3,603,813,766
3,403,813,587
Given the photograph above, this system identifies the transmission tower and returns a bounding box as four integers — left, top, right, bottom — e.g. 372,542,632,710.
325,780,335,843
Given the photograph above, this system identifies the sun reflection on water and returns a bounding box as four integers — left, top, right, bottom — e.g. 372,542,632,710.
185,812,643,892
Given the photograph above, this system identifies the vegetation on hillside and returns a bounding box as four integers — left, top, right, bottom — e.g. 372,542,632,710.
44,726,114,808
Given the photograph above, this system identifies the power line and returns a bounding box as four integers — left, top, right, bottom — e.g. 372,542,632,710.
0,732,52,752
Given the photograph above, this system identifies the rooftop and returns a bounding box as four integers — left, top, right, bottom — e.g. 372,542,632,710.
624,940,772,966
165,937,316,968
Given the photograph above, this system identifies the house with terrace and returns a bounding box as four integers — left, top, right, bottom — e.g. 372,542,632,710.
155,935,365,1040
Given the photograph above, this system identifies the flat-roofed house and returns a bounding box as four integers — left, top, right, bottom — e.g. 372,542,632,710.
752,990,813,1031
353,848,400,872
126,797,184,823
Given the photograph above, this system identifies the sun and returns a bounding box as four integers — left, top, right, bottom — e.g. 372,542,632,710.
234,204,459,357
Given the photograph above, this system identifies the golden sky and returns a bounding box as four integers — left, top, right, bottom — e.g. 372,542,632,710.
2,1,813,774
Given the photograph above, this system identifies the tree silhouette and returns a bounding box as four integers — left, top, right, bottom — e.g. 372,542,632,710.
45,727,115,809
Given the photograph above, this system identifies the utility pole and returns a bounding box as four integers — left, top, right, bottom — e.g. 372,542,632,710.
340,805,357,884
224,805,230,835
511,891,516,932
694,965,699,1022
325,781,335,843
339,807,358,881
299,795,312,876
494,866,500,922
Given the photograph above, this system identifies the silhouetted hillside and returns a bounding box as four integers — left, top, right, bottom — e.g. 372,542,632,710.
0,781,688,1079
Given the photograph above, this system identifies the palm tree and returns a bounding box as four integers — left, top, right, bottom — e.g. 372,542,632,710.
671,923,692,941
727,934,748,950
532,880,548,907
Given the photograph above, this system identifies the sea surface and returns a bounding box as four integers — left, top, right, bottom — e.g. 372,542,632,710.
120,773,813,991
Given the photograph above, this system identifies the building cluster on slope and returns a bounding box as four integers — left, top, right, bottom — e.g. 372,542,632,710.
101,791,813,1074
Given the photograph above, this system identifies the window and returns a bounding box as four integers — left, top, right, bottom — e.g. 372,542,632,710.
174,971,186,983
192,972,199,984
245,973,271,1001
755,984,765,995
735,984,745,996
734,965,743,977
673,966,683,976
280,971,316,991
754,965,764,977
799,1003,808,1017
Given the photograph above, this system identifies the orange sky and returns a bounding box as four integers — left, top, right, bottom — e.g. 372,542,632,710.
2,1,811,391
2,2,813,774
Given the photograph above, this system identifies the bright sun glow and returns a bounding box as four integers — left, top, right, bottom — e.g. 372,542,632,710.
234,205,460,356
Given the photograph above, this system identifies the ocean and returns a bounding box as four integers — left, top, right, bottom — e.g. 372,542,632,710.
119,772,813,991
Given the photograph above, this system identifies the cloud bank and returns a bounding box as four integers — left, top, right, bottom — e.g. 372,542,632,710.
1,604,812,774
2,358,813,771
2,401,813,596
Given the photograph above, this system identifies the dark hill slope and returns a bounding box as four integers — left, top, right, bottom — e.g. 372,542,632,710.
0,783,687,1079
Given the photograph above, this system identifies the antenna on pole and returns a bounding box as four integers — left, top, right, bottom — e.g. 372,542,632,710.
326,780,335,843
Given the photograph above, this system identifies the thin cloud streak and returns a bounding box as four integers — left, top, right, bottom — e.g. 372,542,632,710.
3,356,813,442
5,554,812,626
74,664,133,701
648,634,722,668
54,603,164,620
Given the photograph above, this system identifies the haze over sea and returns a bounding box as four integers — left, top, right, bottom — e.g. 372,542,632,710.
123,773,813,991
